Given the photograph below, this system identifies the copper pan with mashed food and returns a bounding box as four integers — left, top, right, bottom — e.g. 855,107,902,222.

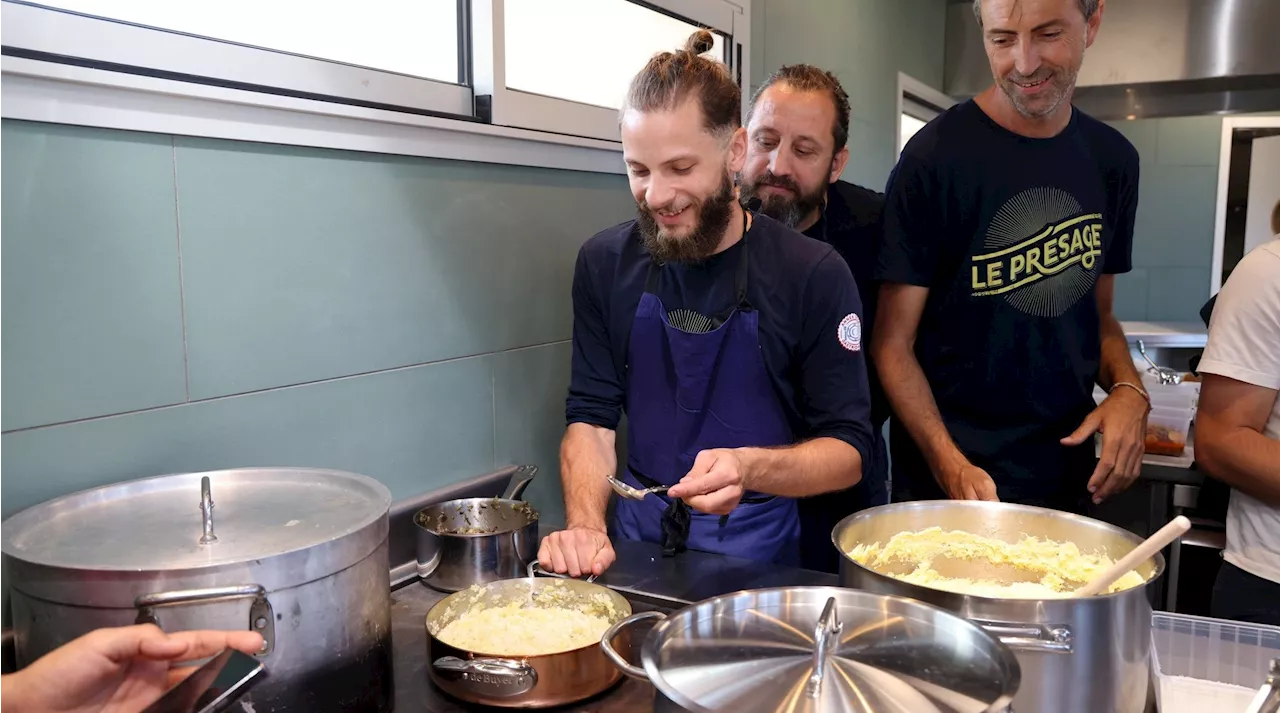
834,500,1164,713
425,562,632,707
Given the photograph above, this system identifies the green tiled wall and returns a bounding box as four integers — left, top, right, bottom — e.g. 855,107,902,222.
2,0,951,532
1,119,635,529
752,0,948,192
1105,116,1222,322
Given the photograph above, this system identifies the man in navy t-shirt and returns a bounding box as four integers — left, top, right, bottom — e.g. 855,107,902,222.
873,0,1151,513
537,32,874,577
738,64,889,573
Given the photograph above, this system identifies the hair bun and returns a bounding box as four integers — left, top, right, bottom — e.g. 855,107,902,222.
684,29,715,56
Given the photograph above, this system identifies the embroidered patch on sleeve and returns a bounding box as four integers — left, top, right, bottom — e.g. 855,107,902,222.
838,313,862,352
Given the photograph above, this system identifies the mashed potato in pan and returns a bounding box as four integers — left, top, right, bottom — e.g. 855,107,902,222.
433,581,618,657
848,526,1146,598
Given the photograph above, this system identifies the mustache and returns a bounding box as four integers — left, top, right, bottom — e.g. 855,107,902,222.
639,200,690,214
1006,69,1054,83
752,171,801,194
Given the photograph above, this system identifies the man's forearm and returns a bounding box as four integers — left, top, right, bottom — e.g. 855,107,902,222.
1198,424,1280,506
737,437,861,497
875,341,965,476
560,422,617,531
0,675,29,712
1097,313,1143,391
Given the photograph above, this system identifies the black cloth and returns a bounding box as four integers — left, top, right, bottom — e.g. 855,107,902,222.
796,180,891,572
875,100,1139,509
1211,560,1280,627
565,213,874,467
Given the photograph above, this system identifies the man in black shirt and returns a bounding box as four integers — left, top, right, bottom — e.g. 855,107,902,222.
739,64,889,572
874,0,1150,513
537,32,874,577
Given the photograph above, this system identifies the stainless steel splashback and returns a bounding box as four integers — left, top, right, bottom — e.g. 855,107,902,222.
944,0,1280,119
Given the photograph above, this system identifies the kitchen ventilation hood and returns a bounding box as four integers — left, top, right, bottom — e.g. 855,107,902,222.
944,0,1280,119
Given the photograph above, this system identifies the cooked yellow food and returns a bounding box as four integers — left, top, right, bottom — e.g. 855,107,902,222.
847,526,1146,598
433,581,618,656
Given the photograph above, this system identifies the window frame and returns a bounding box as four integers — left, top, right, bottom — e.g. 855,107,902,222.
475,0,747,143
0,0,751,175
1211,115,1280,294
895,72,955,159
1,0,475,118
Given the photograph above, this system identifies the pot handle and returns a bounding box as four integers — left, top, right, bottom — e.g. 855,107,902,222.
974,620,1073,654
502,465,538,501
432,656,538,697
600,611,665,680
134,585,275,656
526,560,597,583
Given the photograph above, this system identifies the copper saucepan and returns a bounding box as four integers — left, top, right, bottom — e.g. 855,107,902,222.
424,562,633,708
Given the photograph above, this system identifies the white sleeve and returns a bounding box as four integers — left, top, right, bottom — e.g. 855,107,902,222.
1197,242,1280,390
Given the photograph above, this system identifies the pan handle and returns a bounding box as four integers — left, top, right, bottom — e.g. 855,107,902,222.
134,585,275,656
433,656,538,697
502,465,539,501
973,620,1073,654
526,560,597,583
600,611,665,680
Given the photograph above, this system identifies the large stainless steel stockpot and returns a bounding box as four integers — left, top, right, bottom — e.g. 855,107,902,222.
1,467,394,713
415,464,539,592
834,500,1164,713
600,586,1021,712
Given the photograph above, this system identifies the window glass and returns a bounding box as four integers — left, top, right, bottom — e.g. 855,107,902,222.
504,0,726,110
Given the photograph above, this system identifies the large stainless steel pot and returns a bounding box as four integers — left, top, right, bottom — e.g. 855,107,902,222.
834,501,1164,713
1,467,394,713
600,586,1021,712
415,464,539,592
424,565,632,708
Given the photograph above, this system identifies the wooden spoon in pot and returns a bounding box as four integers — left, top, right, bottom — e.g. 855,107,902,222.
1075,515,1191,596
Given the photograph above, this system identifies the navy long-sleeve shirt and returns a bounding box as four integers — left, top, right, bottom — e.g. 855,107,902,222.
565,212,874,470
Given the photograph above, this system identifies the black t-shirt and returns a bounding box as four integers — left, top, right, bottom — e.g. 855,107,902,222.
566,213,874,468
804,180,889,429
796,180,890,573
875,100,1139,509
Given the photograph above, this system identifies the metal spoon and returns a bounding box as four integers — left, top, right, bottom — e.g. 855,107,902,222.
605,474,668,501
1137,340,1182,385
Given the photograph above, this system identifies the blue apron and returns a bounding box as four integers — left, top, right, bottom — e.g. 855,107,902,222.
613,213,801,566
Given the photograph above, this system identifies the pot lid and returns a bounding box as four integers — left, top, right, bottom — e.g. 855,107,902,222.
1,468,391,601
640,587,1020,713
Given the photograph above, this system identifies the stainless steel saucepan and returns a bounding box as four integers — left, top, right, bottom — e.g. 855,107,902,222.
415,464,540,591
600,586,1021,712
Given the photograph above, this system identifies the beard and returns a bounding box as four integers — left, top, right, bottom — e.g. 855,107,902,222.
636,170,737,265
738,169,825,229
998,62,1079,119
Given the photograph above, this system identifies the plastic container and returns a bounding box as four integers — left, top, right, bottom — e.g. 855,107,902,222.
1146,377,1201,412
1146,406,1194,457
1151,612,1280,713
